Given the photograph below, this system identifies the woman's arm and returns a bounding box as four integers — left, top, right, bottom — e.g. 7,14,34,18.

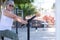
4,10,27,24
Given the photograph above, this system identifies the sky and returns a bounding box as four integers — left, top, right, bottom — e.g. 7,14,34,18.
32,0,55,9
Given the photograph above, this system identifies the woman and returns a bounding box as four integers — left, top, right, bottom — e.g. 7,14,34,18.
0,1,27,40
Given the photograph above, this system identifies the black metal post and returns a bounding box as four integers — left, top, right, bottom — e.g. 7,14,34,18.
27,16,36,40
1,36,4,40
27,22,30,40
15,7,18,34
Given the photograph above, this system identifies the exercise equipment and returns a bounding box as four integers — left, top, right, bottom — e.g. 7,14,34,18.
21,16,36,40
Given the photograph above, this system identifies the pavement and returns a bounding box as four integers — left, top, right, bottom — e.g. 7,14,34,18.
0,27,55,40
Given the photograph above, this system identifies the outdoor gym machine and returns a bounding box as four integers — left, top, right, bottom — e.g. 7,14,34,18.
22,15,36,40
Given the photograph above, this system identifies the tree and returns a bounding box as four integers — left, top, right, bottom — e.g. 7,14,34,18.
14,0,36,18
14,0,34,4
18,3,36,17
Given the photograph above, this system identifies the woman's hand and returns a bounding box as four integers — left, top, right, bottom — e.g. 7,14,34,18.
21,20,28,24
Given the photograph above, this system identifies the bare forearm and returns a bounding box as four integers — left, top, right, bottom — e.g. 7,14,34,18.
14,16,22,22
14,16,27,24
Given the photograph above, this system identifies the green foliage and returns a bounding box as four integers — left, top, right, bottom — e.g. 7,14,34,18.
14,0,34,4
14,0,36,17
19,3,36,17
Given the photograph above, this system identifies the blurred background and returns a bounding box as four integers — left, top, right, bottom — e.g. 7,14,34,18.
0,0,55,40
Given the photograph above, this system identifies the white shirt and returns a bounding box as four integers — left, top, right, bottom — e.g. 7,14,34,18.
0,9,13,30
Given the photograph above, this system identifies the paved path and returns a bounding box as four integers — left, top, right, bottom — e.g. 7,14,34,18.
1,28,55,40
